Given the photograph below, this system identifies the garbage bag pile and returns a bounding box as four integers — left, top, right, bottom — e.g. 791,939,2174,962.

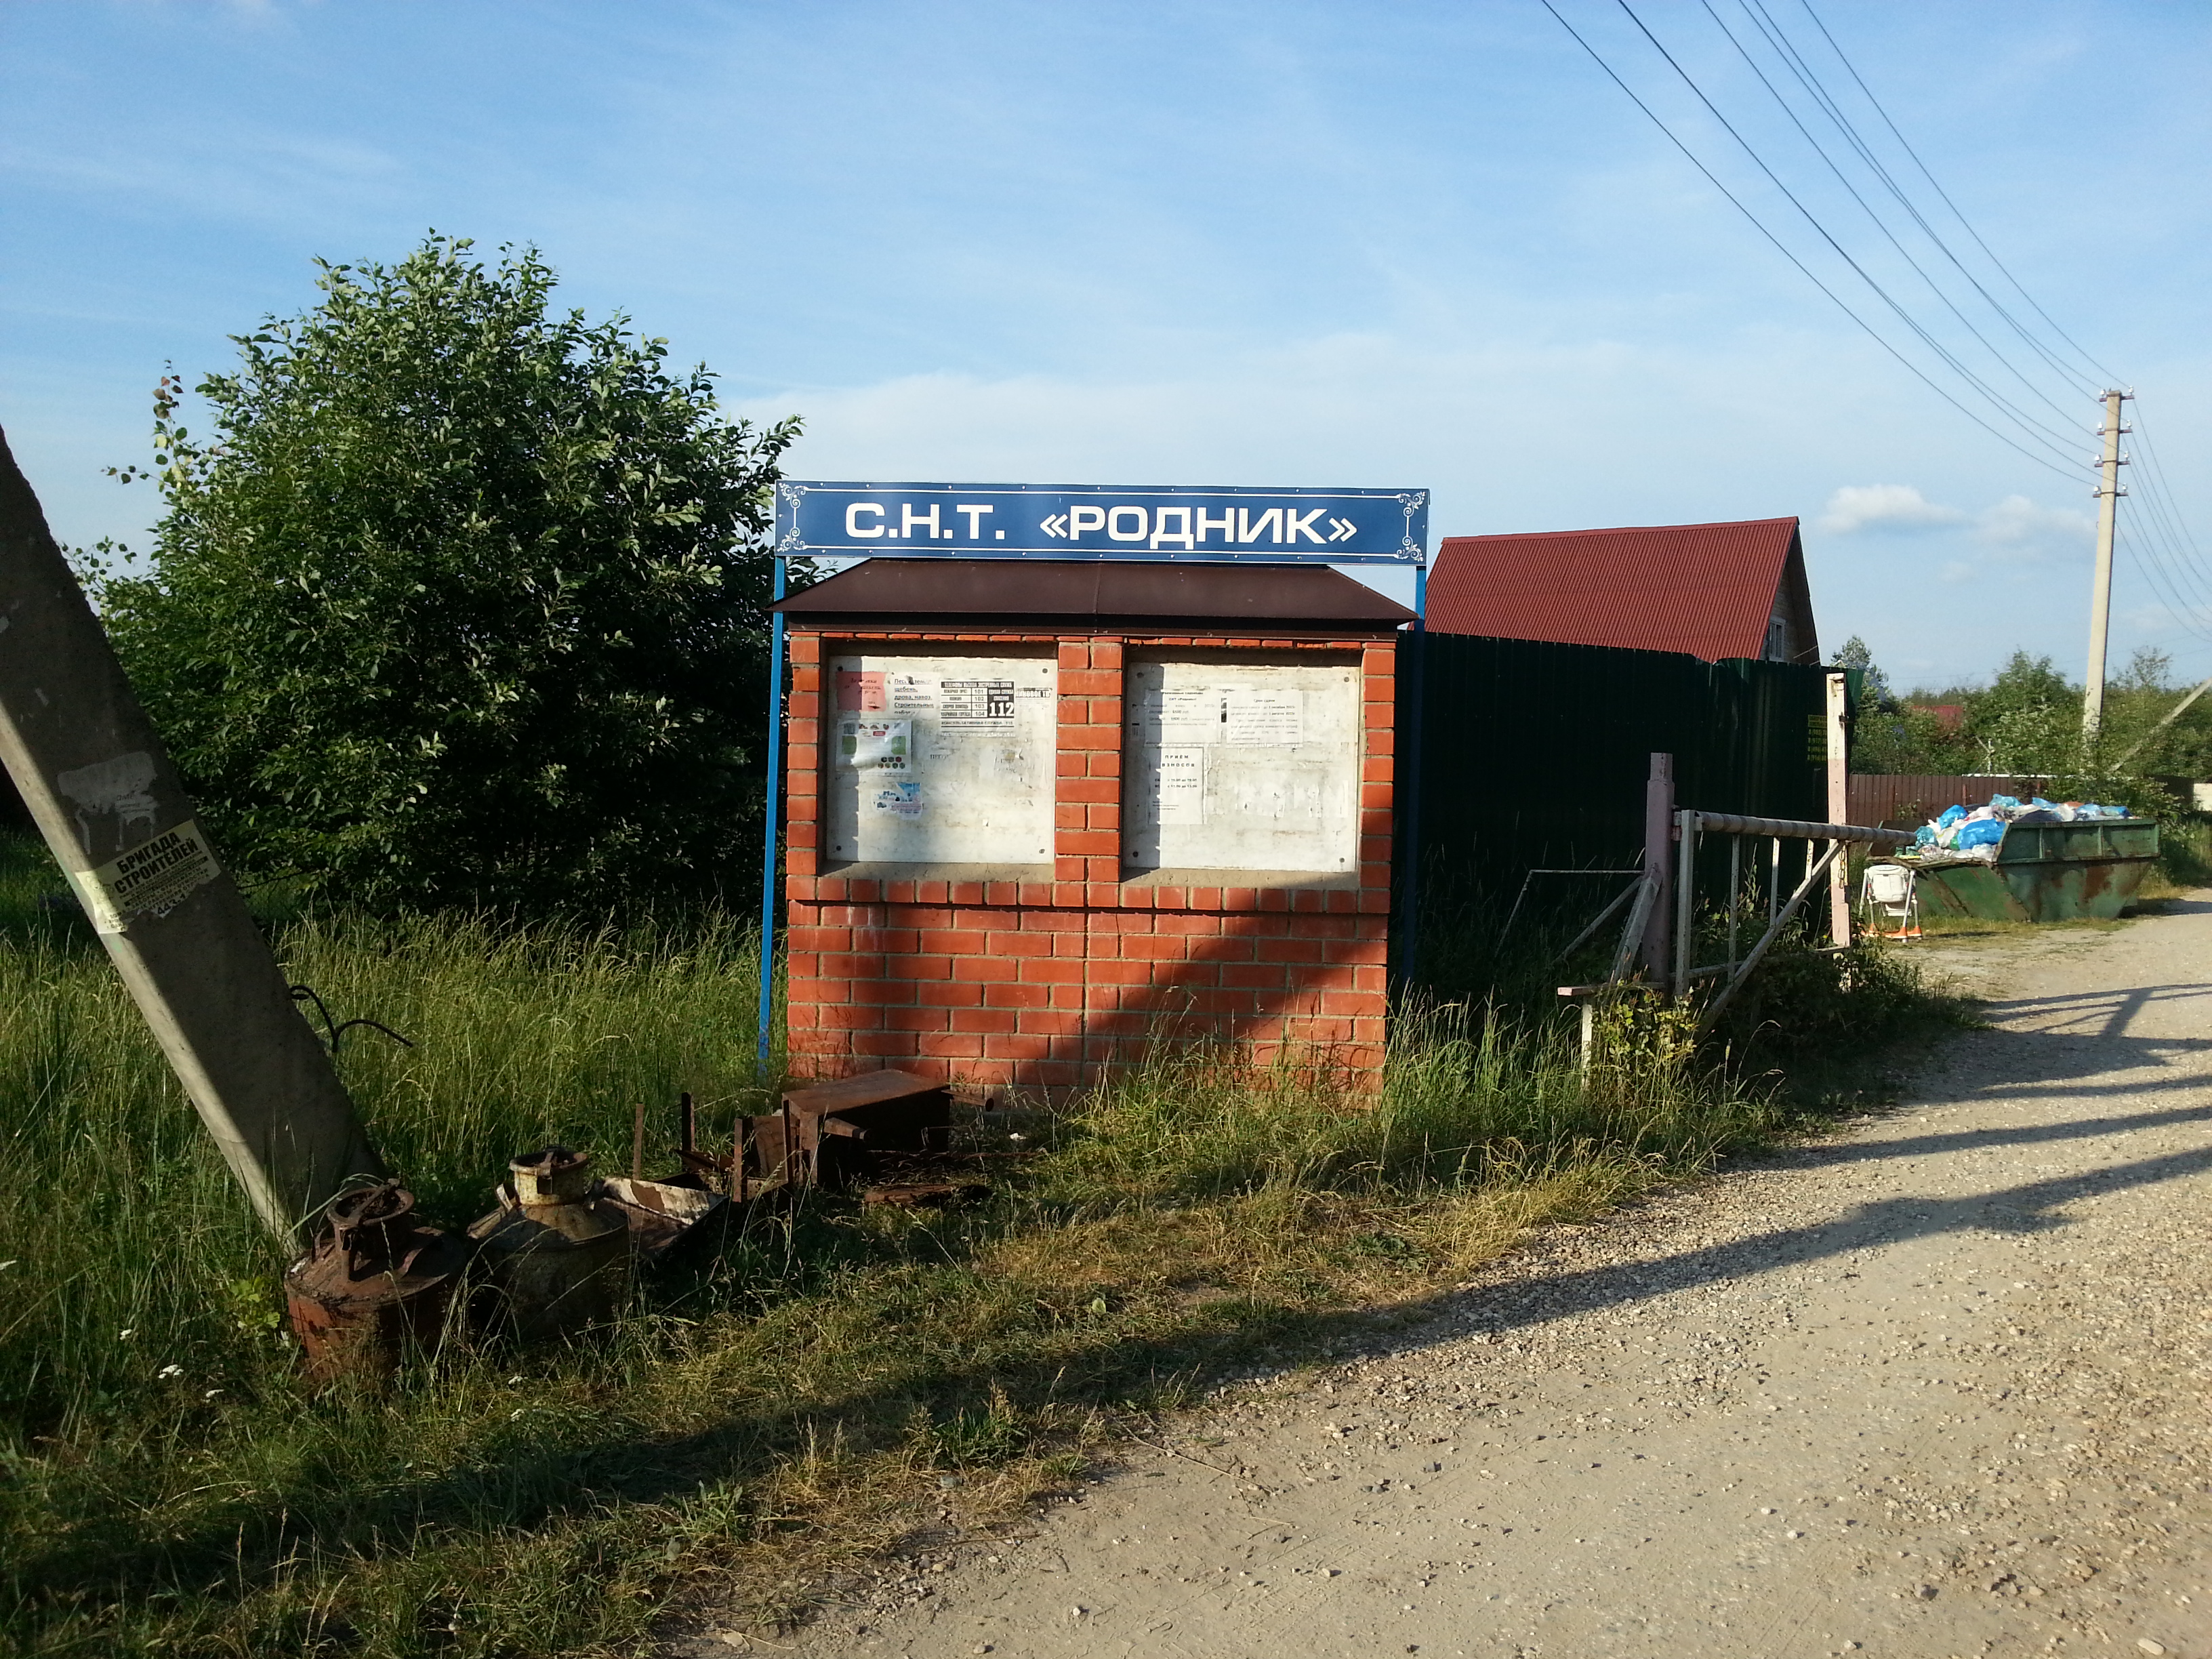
1904,794,2131,865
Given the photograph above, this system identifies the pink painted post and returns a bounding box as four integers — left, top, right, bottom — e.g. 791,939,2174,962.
1826,672,1852,947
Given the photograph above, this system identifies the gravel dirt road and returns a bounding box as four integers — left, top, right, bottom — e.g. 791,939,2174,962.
769,902,2212,1659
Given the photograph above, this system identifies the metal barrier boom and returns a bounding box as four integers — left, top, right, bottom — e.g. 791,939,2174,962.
1674,808,1916,1030
1557,806,1916,1070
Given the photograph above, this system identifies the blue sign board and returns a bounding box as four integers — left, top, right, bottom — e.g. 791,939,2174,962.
775,482,1429,565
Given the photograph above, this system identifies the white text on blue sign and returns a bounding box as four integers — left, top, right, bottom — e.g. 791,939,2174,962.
775,484,1430,565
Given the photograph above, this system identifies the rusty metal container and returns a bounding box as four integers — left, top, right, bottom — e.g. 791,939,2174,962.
1908,817,2160,922
284,1181,468,1382
598,1176,729,1269
468,1147,630,1343
778,1069,953,1191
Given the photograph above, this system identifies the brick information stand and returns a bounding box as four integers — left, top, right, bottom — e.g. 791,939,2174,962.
773,560,1414,1094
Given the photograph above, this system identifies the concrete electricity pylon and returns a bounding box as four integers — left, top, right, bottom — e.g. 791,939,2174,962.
0,427,386,1237
2082,388,2132,741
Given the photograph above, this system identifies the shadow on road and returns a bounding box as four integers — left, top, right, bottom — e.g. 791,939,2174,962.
26,933,2212,1626
1980,981,2212,1038
1437,1137,2212,1341
1784,1099,2212,1170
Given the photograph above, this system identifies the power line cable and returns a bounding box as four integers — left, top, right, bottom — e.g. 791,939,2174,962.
1538,0,2091,483
1611,0,2092,476
1732,0,2211,633
1699,0,2092,442
1740,0,2102,398
2106,512,2203,643
2091,413,2212,636
2132,510,2212,618
1754,9,2212,641
2114,519,2212,647
2090,443,2212,637
1793,0,2124,388
1555,2,2212,648
1737,0,2105,405
2128,476,2212,612
2120,516,2212,640
2120,401,2212,615
2089,394,2212,611
2131,398,2210,567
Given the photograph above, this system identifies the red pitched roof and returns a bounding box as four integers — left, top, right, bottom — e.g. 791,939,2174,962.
1427,516,1813,663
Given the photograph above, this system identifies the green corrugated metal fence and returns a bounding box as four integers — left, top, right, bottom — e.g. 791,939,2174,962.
1397,631,1831,984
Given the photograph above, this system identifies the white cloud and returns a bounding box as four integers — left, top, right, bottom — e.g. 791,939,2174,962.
1812,485,2095,586
2120,599,2212,638
1971,492,2096,560
1818,483,1969,533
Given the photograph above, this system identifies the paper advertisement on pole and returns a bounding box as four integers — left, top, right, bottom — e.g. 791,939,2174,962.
71,818,222,935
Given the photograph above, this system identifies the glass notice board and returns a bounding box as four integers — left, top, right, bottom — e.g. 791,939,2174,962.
1122,657,1360,876
825,651,1057,867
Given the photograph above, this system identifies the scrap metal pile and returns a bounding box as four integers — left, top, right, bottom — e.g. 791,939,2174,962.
283,1069,1015,1382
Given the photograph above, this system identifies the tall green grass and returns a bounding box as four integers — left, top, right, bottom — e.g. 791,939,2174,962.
0,830,1939,1656
0,832,780,1443
2152,815,2212,892
1044,1000,1757,1210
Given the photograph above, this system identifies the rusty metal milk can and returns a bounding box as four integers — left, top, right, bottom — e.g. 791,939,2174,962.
285,1180,469,1382
468,1147,630,1343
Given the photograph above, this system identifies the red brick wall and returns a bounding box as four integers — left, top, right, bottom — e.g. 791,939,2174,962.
782,626,1396,1092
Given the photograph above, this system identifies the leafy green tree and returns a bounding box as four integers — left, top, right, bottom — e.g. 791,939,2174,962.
1963,651,2080,775
1850,701,1965,775
1831,636,1973,773
1830,634,1891,706
88,235,802,912
2095,649,2212,785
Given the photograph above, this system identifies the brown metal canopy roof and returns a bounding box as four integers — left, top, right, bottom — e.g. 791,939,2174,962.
772,558,1416,628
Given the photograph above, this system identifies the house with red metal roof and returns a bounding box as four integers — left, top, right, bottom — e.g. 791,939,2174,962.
1426,516,1820,665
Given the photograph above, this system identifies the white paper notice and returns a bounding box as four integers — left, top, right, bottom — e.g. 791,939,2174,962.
938,679,1017,729
1223,688,1304,745
1158,687,1218,744
871,779,924,818
1122,660,1356,875
73,818,222,934
1155,747,1206,825
839,717,912,771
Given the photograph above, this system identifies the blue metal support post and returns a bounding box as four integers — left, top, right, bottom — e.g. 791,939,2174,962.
755,555,788,1073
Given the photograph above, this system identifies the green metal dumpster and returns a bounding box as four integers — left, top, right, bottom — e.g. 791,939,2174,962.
1904,818,2161,922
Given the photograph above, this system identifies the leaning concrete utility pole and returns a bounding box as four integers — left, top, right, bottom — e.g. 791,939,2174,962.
0,427,385,1237
2116,671,2212,770
2082,388,2131,741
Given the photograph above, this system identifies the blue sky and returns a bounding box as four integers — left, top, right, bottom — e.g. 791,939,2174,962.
3,0,2207,690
